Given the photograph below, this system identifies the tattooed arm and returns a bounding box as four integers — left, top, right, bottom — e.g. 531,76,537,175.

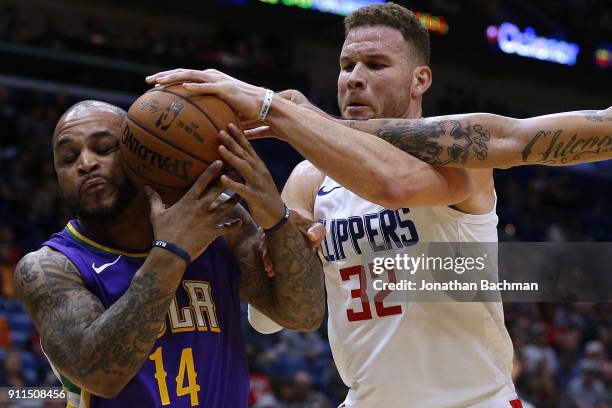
347,107,612,168
13,247,185,398
266,97,475,210
215,124,325,332
12,162,243,398
224,203,325,331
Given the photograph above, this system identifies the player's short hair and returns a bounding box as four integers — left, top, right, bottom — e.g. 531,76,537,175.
344,2,430,65
53,100,126,139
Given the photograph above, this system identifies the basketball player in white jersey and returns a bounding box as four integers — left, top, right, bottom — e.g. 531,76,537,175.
265,5,516,406
146,4,611,406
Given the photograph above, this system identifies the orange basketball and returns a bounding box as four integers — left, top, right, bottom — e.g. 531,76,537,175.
121,83,239,204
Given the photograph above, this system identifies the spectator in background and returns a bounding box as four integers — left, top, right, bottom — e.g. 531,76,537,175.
0,348,26,387
0,314,11,348
565,361,608,408
524,322,559,374
265,330,327,378
290,371,333,408
0,225,22,298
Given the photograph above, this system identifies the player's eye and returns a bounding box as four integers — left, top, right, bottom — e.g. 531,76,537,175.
62,153,78,164
97,143,118,155
342,62,355,72
367,62,386,70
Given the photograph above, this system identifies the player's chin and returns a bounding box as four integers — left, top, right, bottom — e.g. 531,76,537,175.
78,191,122,218
78,198,123,222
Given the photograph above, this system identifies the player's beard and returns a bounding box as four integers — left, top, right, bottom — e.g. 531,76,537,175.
62,177,138,222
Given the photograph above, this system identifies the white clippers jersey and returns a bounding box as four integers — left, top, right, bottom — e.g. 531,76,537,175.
314,176,517,408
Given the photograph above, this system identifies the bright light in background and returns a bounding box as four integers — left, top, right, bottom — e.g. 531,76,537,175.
414,11,449,35
595,47,612,69
258,0,384,15
257,0,449,33
486,22,580,66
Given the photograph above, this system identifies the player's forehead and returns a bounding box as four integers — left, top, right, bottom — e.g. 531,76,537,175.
341,25,409,60
54,107,122,147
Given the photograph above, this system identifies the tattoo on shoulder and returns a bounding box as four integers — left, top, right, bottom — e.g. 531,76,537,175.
17,258,39,284
373,119,490,165
15,249,89,317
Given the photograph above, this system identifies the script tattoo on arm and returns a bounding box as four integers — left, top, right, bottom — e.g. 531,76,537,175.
521,110,612,165
226,207,324,331
349,118,491,166
349,108,612,168
14,247,176,397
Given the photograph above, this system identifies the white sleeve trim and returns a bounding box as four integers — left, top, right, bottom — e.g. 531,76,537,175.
248,304,283,334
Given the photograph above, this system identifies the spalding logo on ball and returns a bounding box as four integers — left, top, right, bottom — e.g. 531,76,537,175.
120,83,240,205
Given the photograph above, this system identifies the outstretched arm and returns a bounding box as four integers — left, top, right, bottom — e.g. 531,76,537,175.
146,70,475,210
147,70,611,171
347,107,612,168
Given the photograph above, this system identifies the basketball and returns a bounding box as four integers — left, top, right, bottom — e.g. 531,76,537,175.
121,83,239,204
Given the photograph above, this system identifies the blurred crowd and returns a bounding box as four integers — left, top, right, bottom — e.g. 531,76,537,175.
0,0,611,407
0,3,308,94
0,4,282,70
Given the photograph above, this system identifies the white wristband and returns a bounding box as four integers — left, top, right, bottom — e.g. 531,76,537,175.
258,89,274,121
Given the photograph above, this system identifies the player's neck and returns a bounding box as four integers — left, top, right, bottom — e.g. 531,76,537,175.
404,102,423,119
78,193,153,252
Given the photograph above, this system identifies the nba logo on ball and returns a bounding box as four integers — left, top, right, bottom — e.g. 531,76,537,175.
156,101,184,131
121,83,240,205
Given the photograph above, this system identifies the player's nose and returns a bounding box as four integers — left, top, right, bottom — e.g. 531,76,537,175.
347,63,366,89
78,149,101,174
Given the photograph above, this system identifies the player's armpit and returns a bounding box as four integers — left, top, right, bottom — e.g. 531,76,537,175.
14,247,183,399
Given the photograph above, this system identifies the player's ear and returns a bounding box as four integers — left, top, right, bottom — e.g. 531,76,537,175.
411,65,432,98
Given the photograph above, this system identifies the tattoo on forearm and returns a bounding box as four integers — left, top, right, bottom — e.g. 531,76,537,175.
521,129,612,165
354,109,612,167
265,221,324,330
234,214,324,330
14,249,175,388
521,110,612,164
364,119,491,166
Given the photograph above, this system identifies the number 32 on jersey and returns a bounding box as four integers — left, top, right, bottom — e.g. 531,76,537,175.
340,264,402,322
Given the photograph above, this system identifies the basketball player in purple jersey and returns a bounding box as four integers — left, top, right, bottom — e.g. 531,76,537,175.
13,100,324,407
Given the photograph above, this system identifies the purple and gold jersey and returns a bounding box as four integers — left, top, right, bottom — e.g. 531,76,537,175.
42,220,249,408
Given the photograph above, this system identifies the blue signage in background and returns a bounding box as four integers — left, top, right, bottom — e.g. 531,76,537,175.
486,22,580,66
312,0,384,15
258,0,383,15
